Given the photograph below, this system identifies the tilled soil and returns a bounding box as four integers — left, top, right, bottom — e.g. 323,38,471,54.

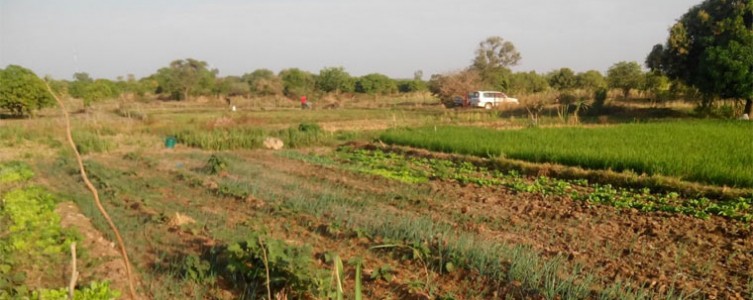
245,149,753,299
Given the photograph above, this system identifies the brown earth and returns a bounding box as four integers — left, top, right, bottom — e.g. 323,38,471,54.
242,149,753,299
55,202,146,299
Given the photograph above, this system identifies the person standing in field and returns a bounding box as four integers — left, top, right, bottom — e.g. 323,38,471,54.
300,95,308,109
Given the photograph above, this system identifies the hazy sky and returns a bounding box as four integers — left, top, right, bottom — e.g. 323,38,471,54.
0,0,701,80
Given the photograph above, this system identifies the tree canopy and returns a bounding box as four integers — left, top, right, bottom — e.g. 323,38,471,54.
316,67,354,93
155,58,217,100
471,36,521,91
607,61,644,98
547,68,577,91
651,0,753,114
0,65,55,117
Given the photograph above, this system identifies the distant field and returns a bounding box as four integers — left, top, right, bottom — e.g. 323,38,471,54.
380,120,753,188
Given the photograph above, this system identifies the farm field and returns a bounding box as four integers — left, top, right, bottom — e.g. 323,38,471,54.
380,121,753,188
1,99,753,299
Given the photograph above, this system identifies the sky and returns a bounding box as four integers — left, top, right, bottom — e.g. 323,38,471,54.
0,0,702,80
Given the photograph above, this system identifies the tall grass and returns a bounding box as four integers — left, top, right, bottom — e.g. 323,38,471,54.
380,120,753,188
175,123,339,150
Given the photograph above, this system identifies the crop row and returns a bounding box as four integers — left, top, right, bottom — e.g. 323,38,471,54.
379,120,753,188
301,148,753,222
0,161,119,299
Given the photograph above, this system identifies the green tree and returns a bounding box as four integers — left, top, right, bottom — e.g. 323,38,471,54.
654,0,753,115
0,65,55,117
607,61,644,98
242,69,282,96
81,79,119,107
355,73,397,95
471,36,521,90
215,76,250,98
645,44,665,73
508,71,549,94
643,72,672,104
155,58,217,100
316,67,354,93
547,68,577,91
68,72,93,100
279,68,315,97
575,70,607,92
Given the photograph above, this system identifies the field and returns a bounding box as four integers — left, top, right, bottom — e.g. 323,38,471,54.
1,97,753,299
380,121,753,188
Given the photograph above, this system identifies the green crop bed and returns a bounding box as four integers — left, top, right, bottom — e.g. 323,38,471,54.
380,120,753,188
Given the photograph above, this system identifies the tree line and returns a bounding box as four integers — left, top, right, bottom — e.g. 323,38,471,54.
1,0,750,117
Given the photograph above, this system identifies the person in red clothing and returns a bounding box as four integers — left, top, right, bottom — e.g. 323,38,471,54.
300,95,308,109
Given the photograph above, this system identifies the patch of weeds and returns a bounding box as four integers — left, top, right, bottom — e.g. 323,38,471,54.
31,281,121,300
72,130,114,154
203,154,229,175
212,234,331,298
0,161,34,183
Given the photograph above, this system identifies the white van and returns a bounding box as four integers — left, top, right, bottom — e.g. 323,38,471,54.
469,91,519,109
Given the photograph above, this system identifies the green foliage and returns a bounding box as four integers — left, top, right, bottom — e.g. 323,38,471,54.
176,128,266,151
396,79,428,93
643,72,671,103
0,161,34,183
380,121,753,188
279,68,315,97
72,130,114,154
214,76,251,98
220,234,329,297
369,265,394,282
1,184,80,297
155,58,217,100
0,65,55,117
607,61,644,98
471,36,520,90
472,36,521,70
31,281,121,300
204,154,229,175
575,70,607,92
657,0,753,113
508,71,549,94
242,69,283,96
355,73,397,95
547,68,577,91
316,67,355,93
331,148,753,221
82,79,120,107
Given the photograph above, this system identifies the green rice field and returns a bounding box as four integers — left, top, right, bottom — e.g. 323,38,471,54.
380,120,753,188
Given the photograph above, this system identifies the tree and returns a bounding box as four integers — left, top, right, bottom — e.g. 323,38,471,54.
355,73,397,95
316,67,354,93
68,72,93,99
81,79,119,107
154,58,217,100
607,61,644,98
508,71,549,94
653,0,753,115
428,70,482,103
242,69,282,96
471,36,521,90
575,70,607,92
215,76,251,98
472,36,521,71
279,68,315,97
642,72,671,105
645,44,665,73
547,68,577,91
0,65,55,117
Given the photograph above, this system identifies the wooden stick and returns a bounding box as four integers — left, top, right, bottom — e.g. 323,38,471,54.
45,83,138,299
68,242,78,300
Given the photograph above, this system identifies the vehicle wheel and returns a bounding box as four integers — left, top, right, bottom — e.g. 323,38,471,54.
484,103,492,110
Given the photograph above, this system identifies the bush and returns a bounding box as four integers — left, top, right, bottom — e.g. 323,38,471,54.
0,65,55,117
